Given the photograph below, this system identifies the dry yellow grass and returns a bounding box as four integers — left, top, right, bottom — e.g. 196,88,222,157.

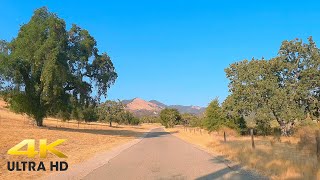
167,126,320,179
0,100,159,180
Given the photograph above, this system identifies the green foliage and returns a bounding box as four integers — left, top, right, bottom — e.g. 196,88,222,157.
98,100,124,126
117,111,140,125
82,106,99,122
203,98,227,131
0,7,117,126
55,110,71,121
224,37,320,135
255,120,272,136
160,108,181,128
140,116,160,123
181,113,203,127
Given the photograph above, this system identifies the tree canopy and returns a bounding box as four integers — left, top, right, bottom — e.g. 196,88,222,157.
0,7,117,126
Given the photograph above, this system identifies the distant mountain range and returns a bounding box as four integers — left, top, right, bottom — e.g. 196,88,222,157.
122,98,205,117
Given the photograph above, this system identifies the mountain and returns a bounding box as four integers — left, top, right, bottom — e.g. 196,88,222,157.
168,105,206,115
122,99,134,105
122,98,205,117
149,100,167,108
126,98,163,111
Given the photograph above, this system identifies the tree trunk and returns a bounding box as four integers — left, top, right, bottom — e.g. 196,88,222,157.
36,117,43,126
279,121,287,136
272,110,292,136
279,120,294,136
109,121,112,127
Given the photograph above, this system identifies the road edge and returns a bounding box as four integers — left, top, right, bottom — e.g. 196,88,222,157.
43,127,157,180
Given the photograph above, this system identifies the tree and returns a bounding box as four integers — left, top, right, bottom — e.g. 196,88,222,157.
279,37,320,121
0,40,9,92
98,100,124,127
160,108,181,128
117,111,140,125
224,37,320,135
222,96,248,134
82,106,99,122
203,98,228,131
0,7,117,126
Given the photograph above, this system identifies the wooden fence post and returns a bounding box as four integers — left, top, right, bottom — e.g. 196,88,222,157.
316,130,320,161
251,129,255,149
224,131,226,142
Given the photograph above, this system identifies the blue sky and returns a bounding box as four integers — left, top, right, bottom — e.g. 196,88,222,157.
1,1,320,107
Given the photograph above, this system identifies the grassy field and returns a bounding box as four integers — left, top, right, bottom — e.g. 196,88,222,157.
0,100,159,180
167,126,320,179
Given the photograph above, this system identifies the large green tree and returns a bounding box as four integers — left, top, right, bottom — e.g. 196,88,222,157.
225,37,320,135
0,7,117,126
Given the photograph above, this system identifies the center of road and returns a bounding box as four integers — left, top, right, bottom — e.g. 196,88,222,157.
84,128,265,180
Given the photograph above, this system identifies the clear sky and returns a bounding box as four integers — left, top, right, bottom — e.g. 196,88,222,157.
1,1,320,107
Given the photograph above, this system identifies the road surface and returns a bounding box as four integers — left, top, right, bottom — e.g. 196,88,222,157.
84,128,265,180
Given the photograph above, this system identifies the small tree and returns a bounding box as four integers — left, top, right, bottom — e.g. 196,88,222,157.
82,106,99,122
117,111,140,125
203,98,227,131
160,108,181,128
98,100,124,127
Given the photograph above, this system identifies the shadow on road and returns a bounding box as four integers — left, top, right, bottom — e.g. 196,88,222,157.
196,156,267,180
195,166,243,180
43,126,177,139
145,130,178,138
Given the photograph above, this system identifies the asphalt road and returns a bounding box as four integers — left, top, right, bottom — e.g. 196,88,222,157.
83,128,265,180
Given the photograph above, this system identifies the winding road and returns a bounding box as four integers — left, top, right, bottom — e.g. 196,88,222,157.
83,128,265,180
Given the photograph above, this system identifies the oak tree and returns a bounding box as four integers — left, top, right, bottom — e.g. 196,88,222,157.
0,7,117,126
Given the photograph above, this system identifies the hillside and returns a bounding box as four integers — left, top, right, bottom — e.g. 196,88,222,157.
122,98,205,117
